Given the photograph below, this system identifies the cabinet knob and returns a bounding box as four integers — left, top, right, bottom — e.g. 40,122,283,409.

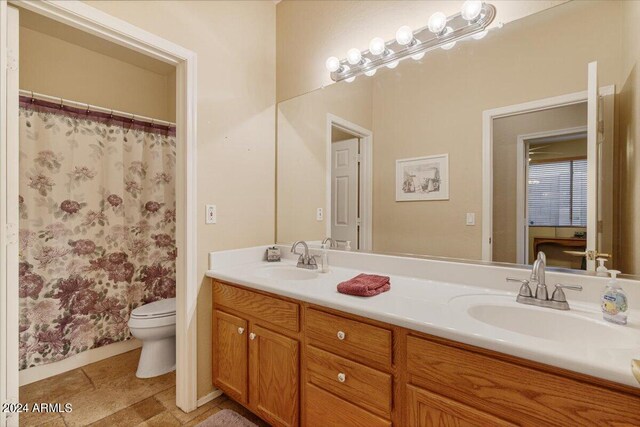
337,373,346,383
249,332,256,340
337,331,346,340
237,327,245,335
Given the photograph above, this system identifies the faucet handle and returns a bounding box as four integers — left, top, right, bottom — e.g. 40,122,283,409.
507,277,533,297
551,284,582,302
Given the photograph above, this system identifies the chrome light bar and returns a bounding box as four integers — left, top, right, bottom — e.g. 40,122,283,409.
329,3,496,82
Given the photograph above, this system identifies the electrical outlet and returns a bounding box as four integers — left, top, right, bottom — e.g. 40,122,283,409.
466,212,476,226
316,208,324,221
206,204,217,224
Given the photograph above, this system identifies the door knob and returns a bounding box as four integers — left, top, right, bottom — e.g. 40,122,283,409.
237,327,245,335
249,332,256,340
632,359,640,385
337,331,346,340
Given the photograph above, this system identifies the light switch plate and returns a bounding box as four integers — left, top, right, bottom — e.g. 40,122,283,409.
466,212,476,226
206,204,217,224
316,208,324,221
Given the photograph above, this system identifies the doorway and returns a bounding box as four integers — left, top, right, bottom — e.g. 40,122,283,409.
483,81,615,271
0,2,199,421
326,114,372,251
519,127,588,269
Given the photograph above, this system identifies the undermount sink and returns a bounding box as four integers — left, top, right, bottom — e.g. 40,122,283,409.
254,265,319,281
451,294,640,349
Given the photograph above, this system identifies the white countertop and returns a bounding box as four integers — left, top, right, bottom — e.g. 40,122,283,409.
206,245,640,389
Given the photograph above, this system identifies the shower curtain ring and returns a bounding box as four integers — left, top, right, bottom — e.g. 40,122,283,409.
109,110,114,119
131,113,135,122
30,91,35,103
60,98,64,109
86,104,91,114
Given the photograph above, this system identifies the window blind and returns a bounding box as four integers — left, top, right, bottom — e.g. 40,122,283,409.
528,159,587,227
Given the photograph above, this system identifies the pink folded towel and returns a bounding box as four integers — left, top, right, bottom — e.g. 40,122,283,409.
337,274,391,297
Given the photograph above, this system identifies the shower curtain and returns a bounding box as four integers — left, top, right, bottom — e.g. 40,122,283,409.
18,97,176,370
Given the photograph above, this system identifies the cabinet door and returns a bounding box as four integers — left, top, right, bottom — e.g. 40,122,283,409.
213,310,248,403
249,324,299,427
407,385,517,427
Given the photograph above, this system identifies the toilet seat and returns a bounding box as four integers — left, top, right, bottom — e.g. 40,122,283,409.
129,298,176,329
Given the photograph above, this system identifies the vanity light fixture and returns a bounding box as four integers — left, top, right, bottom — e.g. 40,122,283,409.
325,2,496,82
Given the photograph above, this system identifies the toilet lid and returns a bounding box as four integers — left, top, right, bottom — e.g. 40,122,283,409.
131,298,176,318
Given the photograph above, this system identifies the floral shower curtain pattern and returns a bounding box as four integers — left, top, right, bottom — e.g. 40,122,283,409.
18,97,176,369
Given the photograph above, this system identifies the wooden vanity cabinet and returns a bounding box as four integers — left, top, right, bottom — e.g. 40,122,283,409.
212,280,640,427
212,281,300,427
212,310,248,403
250,324,299,427
406,385,517,427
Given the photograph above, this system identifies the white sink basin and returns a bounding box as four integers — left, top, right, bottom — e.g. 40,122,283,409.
254,265,319,281
451,295,640,349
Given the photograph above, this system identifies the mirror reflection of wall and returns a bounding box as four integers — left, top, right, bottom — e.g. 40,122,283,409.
276,0,640,277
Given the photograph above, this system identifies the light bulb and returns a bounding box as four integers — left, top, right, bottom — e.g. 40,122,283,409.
346,48,362,65
346,75,356,83
428,12,447,34
395,25,414,46
441,41,456,50
363,59,377,77
386,60,399,69
369,37,387,56
461,1,483,22
325,56,341,72
440,27,456,50
472,29,488,40
410,40,424,60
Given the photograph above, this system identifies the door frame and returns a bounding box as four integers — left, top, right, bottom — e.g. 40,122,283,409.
326,113,373,251
1,4,19,426
481,85,614,262
0,0,199,416
515,126,588,265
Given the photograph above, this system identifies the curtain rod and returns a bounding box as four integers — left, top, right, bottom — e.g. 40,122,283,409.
19,89,176,127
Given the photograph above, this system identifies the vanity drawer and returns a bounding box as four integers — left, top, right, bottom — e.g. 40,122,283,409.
306,345,392,418
213,281,299,332
305,308,392,370
406,335,640,426
305,383,391,427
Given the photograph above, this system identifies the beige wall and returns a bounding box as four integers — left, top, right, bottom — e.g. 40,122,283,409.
370,1,622,259
492,104,587,264
85,0,276,398
19,23,175,122
276,0,568,102
619,0,640,275
277,78,372,244
277,1,625,261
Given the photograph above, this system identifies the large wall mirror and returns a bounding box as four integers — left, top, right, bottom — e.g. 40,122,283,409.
276,1,640,278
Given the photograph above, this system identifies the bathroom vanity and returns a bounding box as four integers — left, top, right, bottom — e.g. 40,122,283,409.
208,246,640,427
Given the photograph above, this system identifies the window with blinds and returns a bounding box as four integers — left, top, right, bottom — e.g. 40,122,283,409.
528,159,587,227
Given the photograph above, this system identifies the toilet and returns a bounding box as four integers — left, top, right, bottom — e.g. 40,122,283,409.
128,297,176,378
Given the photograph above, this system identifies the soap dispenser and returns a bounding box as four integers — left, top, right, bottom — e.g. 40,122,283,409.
596,257,608,276
601,270,628,325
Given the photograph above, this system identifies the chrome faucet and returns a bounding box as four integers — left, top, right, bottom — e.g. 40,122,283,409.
291,241,318,270
507,251,582,310
322,237,335,249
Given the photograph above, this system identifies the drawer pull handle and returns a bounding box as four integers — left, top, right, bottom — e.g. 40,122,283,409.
337,373,346,383
337,331,346,340
249,333,256,340
237,327,245,335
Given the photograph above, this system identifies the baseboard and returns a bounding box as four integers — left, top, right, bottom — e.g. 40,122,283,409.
19,338,142,386
196,388,224,407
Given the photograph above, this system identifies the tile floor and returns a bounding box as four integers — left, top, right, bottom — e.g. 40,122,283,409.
19,349,269,427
